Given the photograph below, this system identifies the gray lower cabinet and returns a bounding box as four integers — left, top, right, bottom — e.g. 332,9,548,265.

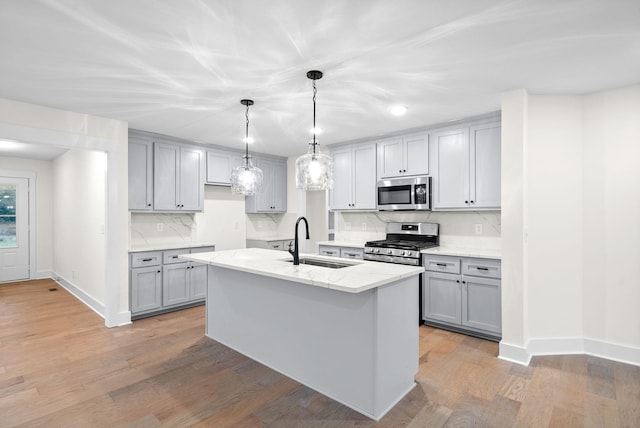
130,245,214,319
246,238,294,251
422,254,501,339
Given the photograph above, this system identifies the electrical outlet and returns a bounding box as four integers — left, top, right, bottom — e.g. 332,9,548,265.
475,224,483,235
157,223,164,232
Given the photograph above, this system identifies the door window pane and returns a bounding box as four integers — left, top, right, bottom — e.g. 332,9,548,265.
0,184,17,248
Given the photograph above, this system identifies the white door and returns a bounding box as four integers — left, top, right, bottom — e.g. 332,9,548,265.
0,177,29,282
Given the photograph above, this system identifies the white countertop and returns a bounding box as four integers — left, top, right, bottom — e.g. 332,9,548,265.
317,240,366,248
181,248,423,294
246,236,293,242
129,241,216,253
421,246,501,259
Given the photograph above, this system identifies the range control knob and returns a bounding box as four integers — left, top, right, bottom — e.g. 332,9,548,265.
387,249,393,255
400,251,405,256
406,251,413,257
374,248,380,253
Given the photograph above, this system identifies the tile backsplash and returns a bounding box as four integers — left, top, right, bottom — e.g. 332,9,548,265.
335,210,501,249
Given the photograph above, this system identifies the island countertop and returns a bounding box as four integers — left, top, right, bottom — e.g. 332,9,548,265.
181,248,423,294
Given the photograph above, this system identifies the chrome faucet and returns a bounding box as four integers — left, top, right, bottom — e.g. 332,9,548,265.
288,216,310,265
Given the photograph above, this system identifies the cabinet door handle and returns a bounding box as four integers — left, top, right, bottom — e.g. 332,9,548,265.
141,258,152,262
436,263,447,267
475,267,489,271
172,255,179,259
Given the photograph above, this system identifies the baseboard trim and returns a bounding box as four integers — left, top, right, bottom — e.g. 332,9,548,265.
36,270,52,279
498,341,531,366
52,272,106,320
107,311,132,328
501,336,640,368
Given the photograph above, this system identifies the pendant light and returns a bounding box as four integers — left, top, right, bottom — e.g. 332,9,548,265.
230,99,263,195
295,70,334,191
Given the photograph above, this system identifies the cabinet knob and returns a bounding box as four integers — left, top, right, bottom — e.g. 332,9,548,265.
147,203,151,207
399,170,402,173
465,200,469,204
456,280,460,283
470,200,474,204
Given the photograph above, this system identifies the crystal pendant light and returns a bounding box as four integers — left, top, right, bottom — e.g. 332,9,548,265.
230,99,263,195
295,70,334,191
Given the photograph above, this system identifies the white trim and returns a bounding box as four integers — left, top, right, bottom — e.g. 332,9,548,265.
498,341,531,365
0,169,37,281
527,337,585,356
500,337,640,367
53,271,106,319
583,338,640,367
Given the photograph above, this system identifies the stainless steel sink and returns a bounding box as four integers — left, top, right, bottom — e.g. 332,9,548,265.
282,257,356,269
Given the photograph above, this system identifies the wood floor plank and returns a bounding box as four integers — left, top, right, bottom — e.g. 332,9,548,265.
1,279,638,427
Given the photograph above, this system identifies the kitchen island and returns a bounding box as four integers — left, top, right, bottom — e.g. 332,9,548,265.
181,248,423,420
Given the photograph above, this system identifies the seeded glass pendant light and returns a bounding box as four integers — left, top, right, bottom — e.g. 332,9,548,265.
230,99,263,195
295,70,334,191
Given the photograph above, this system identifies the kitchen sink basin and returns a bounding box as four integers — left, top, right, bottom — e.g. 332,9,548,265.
282,257,357,269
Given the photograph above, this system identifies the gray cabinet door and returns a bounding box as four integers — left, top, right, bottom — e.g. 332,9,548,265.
178,146,205,211
461,275,501,334
153,142,180,210
206,149,242,185
131,266,162,314
128,139,153,210
163,263,189,306
469,122,501,209
377,138,404,179
352,143,376,210
423,271,461,324
431,128,470,210
330,147,353,209
189,263,207,300
246,158,287,213
403,133,429,176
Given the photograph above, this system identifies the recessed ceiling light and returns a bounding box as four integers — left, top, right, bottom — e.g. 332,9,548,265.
388,105,408,116
0,139,21,149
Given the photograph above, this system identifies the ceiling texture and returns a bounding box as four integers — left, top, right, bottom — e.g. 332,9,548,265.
0,0,639,158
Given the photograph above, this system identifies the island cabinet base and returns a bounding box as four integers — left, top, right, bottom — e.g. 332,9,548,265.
205,266,419,421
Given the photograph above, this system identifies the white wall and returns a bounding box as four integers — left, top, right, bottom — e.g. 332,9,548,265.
0,98,129,327
53,150,106,304
0,157,53,278
130,185,247,250
500,84,640,366
582,86,640,349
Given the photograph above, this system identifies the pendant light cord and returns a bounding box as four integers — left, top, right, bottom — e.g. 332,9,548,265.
312,80,317,155
245,103,250,164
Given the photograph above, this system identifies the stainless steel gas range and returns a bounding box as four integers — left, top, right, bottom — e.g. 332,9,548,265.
364,222,439,266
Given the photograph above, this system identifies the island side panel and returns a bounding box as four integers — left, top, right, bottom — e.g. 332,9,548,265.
373,277,419,417
206,265,377,415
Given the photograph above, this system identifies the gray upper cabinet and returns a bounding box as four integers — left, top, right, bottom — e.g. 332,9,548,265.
330,143,377,210
245,157,287,213
430,121,500,210
128,139,153,211
206,149,243,186
154,142,205,212
377,133,429,179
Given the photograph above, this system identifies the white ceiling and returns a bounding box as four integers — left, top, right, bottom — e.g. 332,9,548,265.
0,0,638,159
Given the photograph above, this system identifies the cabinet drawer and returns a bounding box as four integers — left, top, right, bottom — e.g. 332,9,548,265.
462,258,501,279
191,246,215,254
340,248,364,260
423,255,461,274
163,248,190,264
319,246,340,257
131,251,162,268
267,241,285,251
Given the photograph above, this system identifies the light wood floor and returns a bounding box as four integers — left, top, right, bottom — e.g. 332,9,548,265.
1,279,638,427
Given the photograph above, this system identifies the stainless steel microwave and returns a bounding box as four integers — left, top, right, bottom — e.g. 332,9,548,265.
377,176,431,211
